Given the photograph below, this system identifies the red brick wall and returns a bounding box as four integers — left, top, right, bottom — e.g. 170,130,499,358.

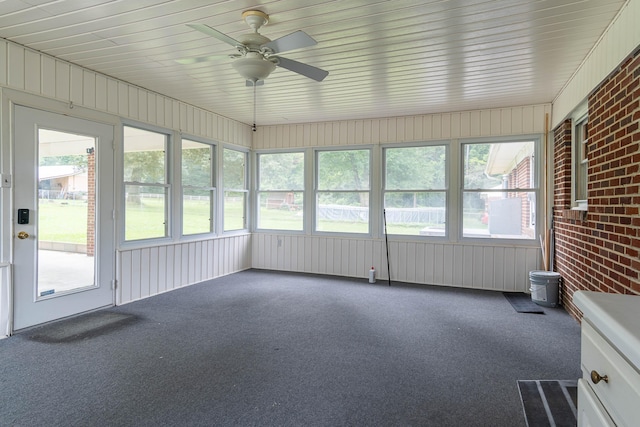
553,48,640,321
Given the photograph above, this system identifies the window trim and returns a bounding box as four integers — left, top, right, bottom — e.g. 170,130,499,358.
222,145,250,233
180,135,217,238
121,122,172,245
254,149,306,233
572,104,589,210
313,146,373,237
458,135,541,244
381,141,449,240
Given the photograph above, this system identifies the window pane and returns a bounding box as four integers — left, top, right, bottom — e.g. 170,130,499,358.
224,191,246,231
223,148,245,190
316,192,369,233
123,127,166,183
182,140,212,187
386,146,446,189
384,192,446,236
463,141,535,190
463,191,535,239
257,192,303,230
125,185,167,240
259,152,304,190
183,190,212,235
223,148,247,231
317,150,369,190
574,119,588,201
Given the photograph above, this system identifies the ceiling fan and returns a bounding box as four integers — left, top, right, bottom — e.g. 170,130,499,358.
179,10,329,85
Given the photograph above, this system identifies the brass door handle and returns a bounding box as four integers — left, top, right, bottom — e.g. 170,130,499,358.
17,231,29,239
591,370,609,384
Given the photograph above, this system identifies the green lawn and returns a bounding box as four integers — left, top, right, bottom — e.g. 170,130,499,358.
38,198,487,244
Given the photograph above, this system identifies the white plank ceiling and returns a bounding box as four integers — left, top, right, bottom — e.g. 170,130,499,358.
0,0,627,126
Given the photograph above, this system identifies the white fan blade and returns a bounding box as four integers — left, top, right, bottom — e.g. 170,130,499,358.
263,30,316,53
187,23,242,48
276,57,328,82
176,54,239,65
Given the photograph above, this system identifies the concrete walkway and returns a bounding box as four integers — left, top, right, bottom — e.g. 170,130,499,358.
38,250,95,294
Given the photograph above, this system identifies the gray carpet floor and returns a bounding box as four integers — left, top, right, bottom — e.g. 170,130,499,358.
0,269,582,426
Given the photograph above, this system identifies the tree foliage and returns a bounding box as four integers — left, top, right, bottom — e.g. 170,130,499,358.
223,149,245,189
258,152,304,190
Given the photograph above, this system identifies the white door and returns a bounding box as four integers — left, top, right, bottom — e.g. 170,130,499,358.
13,106,115,331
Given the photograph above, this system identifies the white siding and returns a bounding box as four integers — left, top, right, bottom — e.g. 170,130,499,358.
251,234,539,292
553,0,640,127
117,234,251,305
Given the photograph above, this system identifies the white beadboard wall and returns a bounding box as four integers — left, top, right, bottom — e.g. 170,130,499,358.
252,234,539,292
117,234,251,305
552,0,640,128
254,104,551,148
0,38,252,147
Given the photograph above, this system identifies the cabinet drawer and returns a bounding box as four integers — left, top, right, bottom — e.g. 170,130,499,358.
577,379,615,427
581,320,640,426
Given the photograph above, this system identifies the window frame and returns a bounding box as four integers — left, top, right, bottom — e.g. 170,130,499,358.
313,146,372,236
222,146,250,233
180,136,216,237
381,141,449,239
255,149,306,233
121,123,171,244
459,136,540,243
572,106,589,210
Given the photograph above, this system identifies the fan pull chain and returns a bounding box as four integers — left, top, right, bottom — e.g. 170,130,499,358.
252,82,257,132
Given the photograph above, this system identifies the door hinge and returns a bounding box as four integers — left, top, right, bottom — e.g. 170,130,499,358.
111,279,117,290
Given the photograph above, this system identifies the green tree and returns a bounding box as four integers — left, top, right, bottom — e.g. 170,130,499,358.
182,147,212,195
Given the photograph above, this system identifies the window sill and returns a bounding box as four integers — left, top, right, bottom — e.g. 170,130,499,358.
573,201,588,211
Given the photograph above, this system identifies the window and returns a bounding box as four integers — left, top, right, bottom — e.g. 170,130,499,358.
182,138,215,236
223,148,248,231
573,115,588,207
257,152,304,231
383,145,447,236
461,140,537,239
123,126,169,241
315,149,370,234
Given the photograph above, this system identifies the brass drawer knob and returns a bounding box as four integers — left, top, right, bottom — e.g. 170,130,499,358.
591,370,609,384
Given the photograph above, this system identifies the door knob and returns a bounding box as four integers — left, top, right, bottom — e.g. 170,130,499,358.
17,231,29,239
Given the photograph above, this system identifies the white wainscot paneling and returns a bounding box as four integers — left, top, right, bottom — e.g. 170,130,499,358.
117,234,251,305
252,233,538,292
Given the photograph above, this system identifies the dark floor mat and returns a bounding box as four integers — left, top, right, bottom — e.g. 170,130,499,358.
25,311,138,343
504,292,545,314
518,380,577,427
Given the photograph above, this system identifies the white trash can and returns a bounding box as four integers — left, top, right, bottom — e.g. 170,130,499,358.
529,271,561,307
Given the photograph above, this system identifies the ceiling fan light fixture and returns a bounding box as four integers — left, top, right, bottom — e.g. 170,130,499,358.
232,54,276,82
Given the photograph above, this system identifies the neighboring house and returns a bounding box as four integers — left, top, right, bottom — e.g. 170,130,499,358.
39,165,87,200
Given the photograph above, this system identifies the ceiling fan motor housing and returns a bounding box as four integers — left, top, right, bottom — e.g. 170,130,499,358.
232,52,276,82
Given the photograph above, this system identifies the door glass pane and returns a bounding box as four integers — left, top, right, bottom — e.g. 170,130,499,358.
38,129,96,296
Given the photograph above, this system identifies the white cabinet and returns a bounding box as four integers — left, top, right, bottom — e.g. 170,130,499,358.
574,291,640,427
